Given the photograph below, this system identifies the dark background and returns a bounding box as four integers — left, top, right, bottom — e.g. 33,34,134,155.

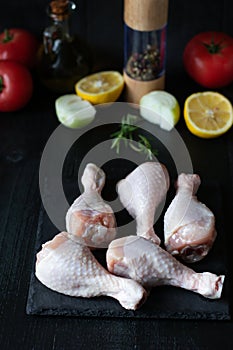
1,0,233,349
2,0,233,75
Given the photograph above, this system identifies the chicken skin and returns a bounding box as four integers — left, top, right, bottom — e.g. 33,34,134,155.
107,236,224,299
117,162,170,245
66,163,116,248
36,232,147,310
164,173,217,262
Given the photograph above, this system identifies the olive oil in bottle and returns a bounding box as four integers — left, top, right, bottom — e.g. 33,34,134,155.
37,0,91,93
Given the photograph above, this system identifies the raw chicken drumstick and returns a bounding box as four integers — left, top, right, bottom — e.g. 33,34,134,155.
117,162,170,245
66,163,116,248
107,236,224,299
164,173,217,262
36,232,147,310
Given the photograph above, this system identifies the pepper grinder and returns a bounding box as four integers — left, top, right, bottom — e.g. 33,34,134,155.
123,0,169,104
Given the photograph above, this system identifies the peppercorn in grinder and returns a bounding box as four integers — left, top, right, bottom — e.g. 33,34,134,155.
123,0,169,104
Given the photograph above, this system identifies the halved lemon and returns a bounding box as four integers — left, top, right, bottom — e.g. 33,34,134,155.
184,91,233,138
75,71,124,104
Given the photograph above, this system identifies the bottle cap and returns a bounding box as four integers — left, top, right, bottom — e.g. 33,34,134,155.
50,0,69,20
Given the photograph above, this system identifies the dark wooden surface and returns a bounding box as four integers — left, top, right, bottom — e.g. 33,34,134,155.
1,0,233,349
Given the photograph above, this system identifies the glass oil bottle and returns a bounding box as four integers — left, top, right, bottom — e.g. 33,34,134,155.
37,0,91,93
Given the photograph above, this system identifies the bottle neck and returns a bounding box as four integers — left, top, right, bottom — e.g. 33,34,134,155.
43,16,71,55
51,16,71,38
45,0,75,39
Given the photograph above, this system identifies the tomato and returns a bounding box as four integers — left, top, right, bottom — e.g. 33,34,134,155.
0,61,33,112
0,28,38,68
183,31,233,88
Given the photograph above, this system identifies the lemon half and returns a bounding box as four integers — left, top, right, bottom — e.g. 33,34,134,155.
184,91,233,138
75,71,124,104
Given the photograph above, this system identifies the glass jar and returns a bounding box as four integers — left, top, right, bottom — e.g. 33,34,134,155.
124,26,166,81
123,0,169,104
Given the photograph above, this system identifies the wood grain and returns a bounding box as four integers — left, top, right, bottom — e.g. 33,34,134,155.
124,0,169,31
123,71,165,104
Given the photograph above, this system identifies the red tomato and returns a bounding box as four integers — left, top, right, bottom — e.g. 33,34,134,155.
0,28,38,68
0,61,33,112
183,31,233,88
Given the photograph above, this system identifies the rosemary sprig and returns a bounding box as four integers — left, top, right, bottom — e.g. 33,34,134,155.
130,135,158,160
111,114,158,160
110,114,138,154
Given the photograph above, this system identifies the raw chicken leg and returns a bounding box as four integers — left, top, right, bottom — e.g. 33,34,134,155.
117,162,170,245
36,232,147,310
66,163,116,248
107,236,224,299
164,173,217,262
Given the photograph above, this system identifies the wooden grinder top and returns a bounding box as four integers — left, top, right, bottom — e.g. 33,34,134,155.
124,0,169,31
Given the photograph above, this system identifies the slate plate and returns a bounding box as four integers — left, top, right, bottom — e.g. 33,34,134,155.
26,163,230,320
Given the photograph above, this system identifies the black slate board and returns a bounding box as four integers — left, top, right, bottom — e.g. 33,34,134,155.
26,168,230,320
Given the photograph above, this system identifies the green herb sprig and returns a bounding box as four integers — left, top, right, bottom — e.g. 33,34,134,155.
111,114,158,160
